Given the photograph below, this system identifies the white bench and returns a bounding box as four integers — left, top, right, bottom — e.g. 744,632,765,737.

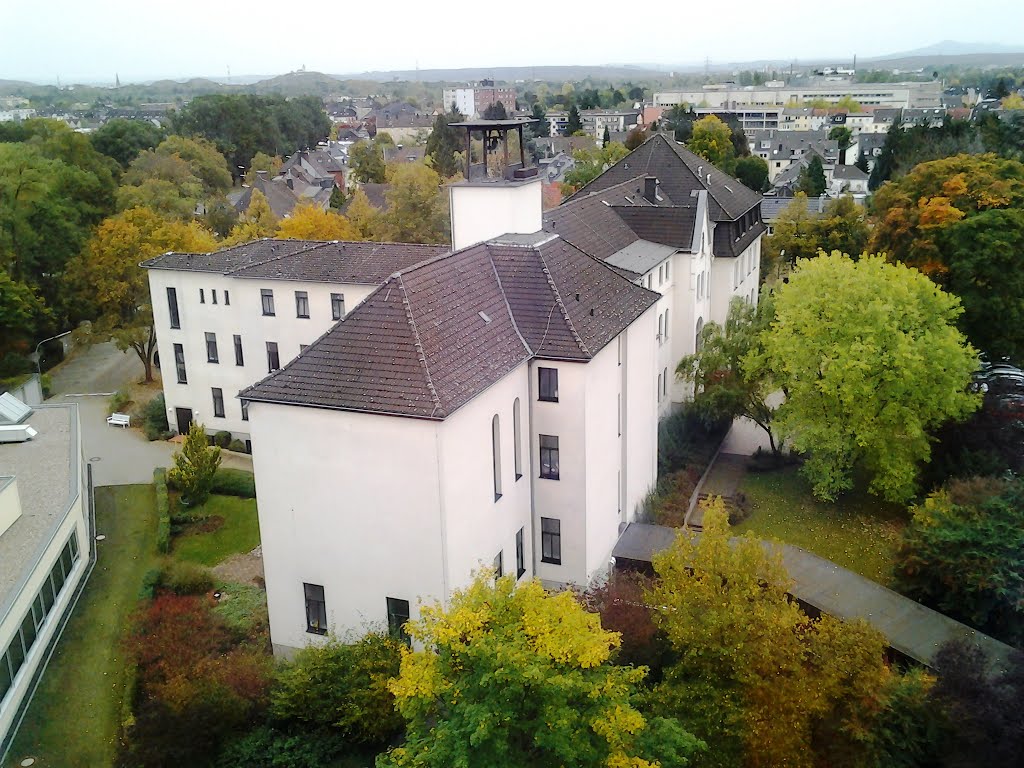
107,412,130,428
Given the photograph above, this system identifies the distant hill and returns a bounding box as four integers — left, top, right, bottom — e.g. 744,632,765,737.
336,64,670,83
868,40,1024,60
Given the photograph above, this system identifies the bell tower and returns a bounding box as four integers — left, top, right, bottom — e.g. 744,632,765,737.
448,118,543,251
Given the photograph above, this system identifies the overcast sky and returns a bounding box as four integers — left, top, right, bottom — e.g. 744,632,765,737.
3,0,1022,84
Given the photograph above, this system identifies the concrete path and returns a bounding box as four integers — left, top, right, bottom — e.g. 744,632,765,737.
47,342,251,486
48,341,146,396
688,453,748,528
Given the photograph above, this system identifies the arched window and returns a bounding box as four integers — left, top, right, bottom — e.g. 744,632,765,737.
695,317,704,352
492,414,502,501
513,398,522,480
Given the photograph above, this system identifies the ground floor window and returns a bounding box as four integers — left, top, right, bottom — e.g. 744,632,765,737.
304,583,327,635
386,597,411,645
541,517,561,565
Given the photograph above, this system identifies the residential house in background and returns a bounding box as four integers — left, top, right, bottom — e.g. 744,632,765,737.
830,164,870,197
442,79,517,118
747,129,839,182
0,398,89,755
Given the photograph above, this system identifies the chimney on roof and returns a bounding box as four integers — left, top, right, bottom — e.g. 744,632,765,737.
286,178,294,190
643,176,658,203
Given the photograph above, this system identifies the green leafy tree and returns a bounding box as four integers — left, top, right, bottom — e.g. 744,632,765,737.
424,107,463,179
754,253,980,501
733,155,769,192
677,296,778,454
870,153,1024,277
349,140,386,184
225,188,278,245
796,154,827,196
936,208,1024,360
91,118,166,168
761,192,819,272
271,632,404,745
895,477,1024,645
117,150,204,218
624,126,648,151
155,135,232,195
562,142,629,192
378,163,448,244
528,103,550,139
244,151,282,184
169,421,222,506
687,115,736,174
482,101,507,120
565,104,583,135
380,573,703,768
647,499,899,768
816,195,870,257
343,188,382,239
72,206,217,381
828,125,854,162
0,268,49,360
664,105,696,142
172,94,330,176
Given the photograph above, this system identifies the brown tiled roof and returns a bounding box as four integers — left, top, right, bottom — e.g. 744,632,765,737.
141,239,447,284
241,234,658,419
612,206,696,249
567,133,761,223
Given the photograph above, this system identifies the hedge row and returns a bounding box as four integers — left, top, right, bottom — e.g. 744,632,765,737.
154,467,170,554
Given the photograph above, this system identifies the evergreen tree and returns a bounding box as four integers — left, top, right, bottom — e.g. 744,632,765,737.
528,103,550,138
482,101,507,120
169,421,222,506
854,151,870,174
602,126,610,147
424,107,463,179
797,154,827,196
566,104,583,135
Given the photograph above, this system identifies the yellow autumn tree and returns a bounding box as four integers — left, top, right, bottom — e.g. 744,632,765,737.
343,188,382,240
647,499,897,768
225,188,278,245
276,203,358,240
380,573,703,768
72,206,217,381
687,115,736,174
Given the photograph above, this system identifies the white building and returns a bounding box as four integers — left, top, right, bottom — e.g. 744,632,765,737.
1,397,89,756
653,81,942,109
231,130,764,654
142,241,448,445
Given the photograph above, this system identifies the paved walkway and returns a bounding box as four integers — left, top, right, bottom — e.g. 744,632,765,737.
613,522,1016,674
46,342,251,486
688,453,747,528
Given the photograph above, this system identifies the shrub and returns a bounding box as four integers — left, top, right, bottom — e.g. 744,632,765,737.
159,560,214,595
227,439,247,453
40,373,53,398
217,725,349,768
139,393,170,441
658,403,728,478
213,582,269,638
580,571,671,677
138,568,162,601
109,389,132,413
213,430,232,448
271,631,404,745
211,468,256,498
169,422,221,506
154,467,170,554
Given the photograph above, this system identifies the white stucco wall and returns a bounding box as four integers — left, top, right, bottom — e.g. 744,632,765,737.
148,268,377,441
449,180,543,251
0,480,20,539
247,402,447,656
710,237,761,327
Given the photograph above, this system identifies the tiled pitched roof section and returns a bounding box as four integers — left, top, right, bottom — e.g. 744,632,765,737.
141,239,318,273
228,242,448,284
567,133,761,222
142,239,449,284
535,237,659,358
542,177,648,260
611,205,697,249
242,235,659,418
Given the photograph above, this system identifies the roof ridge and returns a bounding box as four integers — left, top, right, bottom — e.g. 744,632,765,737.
534,246,591,358
396,273,445,418
483,245,535,357
224,240,326,275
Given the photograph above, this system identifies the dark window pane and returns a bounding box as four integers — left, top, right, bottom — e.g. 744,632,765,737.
493,551,503,578
295,291,310,318
261,289,275,316
174,344,187,384
304,583,327,635
516,527,525,578
539,434,559,480
167,287,180,329
387,597,411,644
267,342,280,372
234,335,244,366
212,388,225,418
331,293,346,321
205,332,218,363
0,650,13,703
538,367,558,402
541,517,561,565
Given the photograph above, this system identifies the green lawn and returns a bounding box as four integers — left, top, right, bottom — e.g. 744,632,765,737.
733,467,907,584
7,484,160,768
173,494,260,566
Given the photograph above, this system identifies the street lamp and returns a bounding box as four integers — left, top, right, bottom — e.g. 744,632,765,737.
34,330,73,378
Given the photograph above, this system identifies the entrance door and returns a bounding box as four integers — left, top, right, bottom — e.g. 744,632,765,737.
175,407,193,435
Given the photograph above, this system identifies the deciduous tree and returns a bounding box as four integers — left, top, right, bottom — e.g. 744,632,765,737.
562,142,629,193
244,151,282,184
687,115,736,174
343,188,382,240
381,573,703,768
348,140,386,183
91,118,166,168
624,126,648,150
378,163,448,244
73,206,217,381
647,499,898,768
677,296,778,454
276,203,357,241
225,188,278,245
169,421,222,506
733,155,768,192
754,253,980,501
895,477,1024,645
